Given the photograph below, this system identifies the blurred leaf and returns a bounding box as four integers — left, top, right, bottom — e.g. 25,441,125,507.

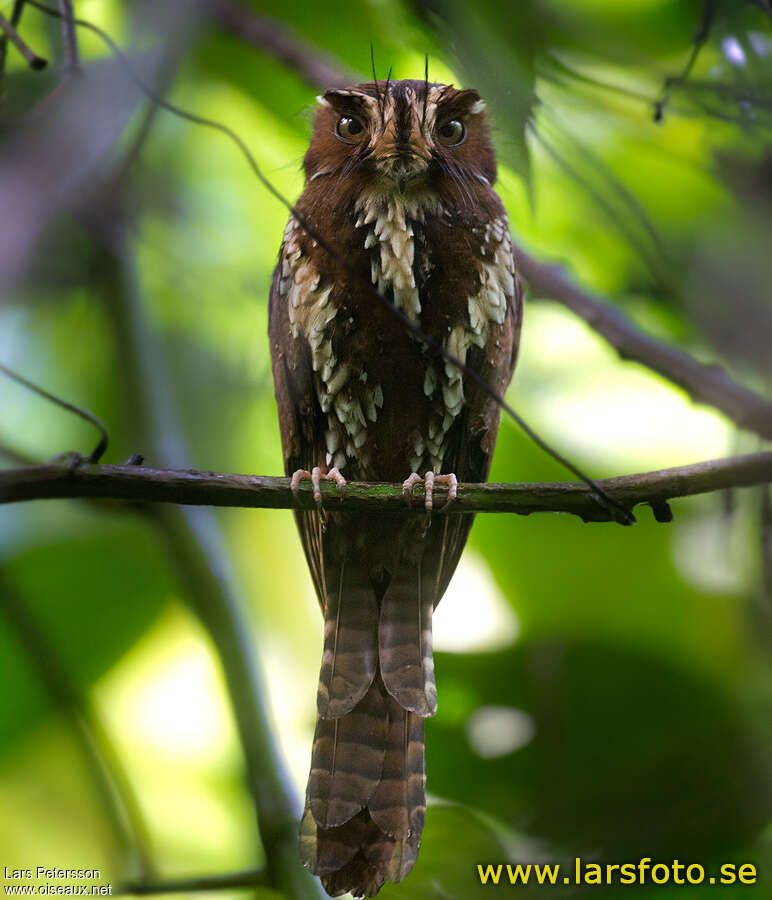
537,0,706,65
380,803,517,900
0,69,62,127
410,0,538,188
430,639,772,860
480,418,746,671
0,521,173,750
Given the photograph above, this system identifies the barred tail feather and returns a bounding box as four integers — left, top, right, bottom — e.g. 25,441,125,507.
321,816,421,898
369,696,425,840
302,557,434,896
317,556,379,718
301,678,427,897
299,807,367,877
307,683,387,828
378,560,437,716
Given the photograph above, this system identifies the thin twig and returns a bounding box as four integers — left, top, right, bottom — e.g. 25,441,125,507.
530,123,670,288
654,0,716,122
117,866,267,896
0,573,155,879
57,0,80,73
0,361,109,462
2,452,771,522
0,8,47,69
541,53,655,106
0,0,26,78
763,486,772,599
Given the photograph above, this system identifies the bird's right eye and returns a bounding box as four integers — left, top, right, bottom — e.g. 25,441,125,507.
336,116,366,142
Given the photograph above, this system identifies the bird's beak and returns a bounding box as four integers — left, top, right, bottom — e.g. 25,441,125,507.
390,161,428,194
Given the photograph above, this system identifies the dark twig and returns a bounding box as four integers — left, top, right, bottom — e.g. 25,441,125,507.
57,0,80,72
0,361,109,462
118,866,268,896
0,0,26,77
654,0,717,122
516,249,772,442
2,452,771,523
0,8,47,69
763,486,772,599
541,53,655,106
110,56,177,191
531,124,670,290
0,573,155,879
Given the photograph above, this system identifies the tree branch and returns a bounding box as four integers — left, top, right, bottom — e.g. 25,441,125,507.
0,7,47,69
209,0,772,444
57,0,80,73
653,0,716,122
92,220,324,897
515,249,772,442
2,452,771,523
0,361,109,462
210,0,355,90
0,0,28,77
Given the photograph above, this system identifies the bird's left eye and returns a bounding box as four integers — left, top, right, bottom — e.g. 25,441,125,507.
437,119,466,146
336,116,366,142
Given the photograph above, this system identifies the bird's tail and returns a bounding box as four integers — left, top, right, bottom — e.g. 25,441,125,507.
299,558,434,897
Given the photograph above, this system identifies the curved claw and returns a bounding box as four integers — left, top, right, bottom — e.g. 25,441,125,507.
291,466,347,509
402,472,423,504
402,471,458,512
290,468,312,495
433,473,458,512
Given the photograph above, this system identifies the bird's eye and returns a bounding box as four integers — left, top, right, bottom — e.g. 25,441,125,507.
336,116,365,142
437,119,466,146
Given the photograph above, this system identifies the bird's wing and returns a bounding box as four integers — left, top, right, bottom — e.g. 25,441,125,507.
430,268,524,603
268,256,327,610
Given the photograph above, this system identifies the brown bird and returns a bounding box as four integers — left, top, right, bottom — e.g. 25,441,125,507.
269,77,522,897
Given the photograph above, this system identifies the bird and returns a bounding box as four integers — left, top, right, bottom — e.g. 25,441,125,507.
268,76,523,897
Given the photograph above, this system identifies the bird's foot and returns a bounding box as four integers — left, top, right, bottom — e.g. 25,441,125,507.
291,466,347,509
402,471,458,512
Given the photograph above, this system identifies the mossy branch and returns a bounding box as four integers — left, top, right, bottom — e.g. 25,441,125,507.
2,452,771,524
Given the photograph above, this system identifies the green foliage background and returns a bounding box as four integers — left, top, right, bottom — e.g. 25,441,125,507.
1,0,771,897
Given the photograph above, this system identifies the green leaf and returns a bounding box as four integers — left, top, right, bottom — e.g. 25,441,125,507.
410,0,538,189
429,639,771,860
0,521,173,749
380,802,517,900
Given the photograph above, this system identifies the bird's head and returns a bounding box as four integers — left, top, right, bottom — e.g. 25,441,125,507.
304,78,496,202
